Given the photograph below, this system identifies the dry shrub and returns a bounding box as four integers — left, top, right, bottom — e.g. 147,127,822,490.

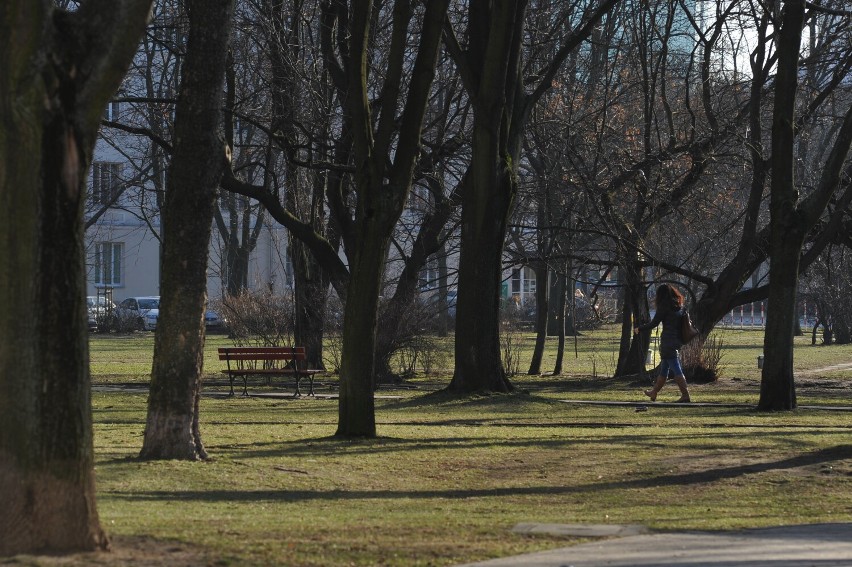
217,290,294,346
323,333,342,373
681,334,725,383
500,300,523,377
376,297,450,382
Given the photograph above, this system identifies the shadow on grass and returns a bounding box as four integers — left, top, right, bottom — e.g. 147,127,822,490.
194,427,837,460
380,385,657,411
107,444,852,504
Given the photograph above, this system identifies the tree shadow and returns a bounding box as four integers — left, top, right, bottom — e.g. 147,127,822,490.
109,444,851,505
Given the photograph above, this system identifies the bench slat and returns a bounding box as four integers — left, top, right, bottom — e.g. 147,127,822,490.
218,352,305,361
218,347,305,353
222,368,322,375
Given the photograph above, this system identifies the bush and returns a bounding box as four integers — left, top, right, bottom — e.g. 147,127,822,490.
218,290,294,346
681,334,725,383
375,297,450,382
500,299,524,377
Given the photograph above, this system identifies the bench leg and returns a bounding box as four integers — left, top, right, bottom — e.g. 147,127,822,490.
307,373,315,396
293,373,301,398
228,375,235,397
242,374,249,397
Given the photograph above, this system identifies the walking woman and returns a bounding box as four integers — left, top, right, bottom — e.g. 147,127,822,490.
633,284,691,403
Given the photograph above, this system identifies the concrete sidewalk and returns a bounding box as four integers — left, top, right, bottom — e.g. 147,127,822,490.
457,523,852,566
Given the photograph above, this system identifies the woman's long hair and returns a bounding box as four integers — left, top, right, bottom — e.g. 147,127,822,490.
656,284,684,313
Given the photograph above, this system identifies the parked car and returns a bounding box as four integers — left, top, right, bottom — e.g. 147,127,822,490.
114,296,160,331
204,308,227,332
86,295,115,331
113,296,225,332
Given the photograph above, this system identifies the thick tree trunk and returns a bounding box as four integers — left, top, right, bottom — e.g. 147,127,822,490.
449,170,515,393
334,0,449,436
436,246,450,337
757,0,805,411
141,0,234,459
336,225,389,437
0,0,152,554
292,239,328,370
0,79,108,557
759,231,802,409
547,272,566,335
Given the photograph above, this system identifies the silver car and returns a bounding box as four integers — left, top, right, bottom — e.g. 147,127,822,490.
114,296,160,331
87,295,115,331
114,296,225,331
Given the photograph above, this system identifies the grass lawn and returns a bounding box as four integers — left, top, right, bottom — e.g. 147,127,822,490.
16,326,852,566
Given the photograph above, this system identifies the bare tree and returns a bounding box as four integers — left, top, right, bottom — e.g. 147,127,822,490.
444,0,618,393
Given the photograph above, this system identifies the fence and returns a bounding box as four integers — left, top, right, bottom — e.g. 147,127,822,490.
719,301,817,330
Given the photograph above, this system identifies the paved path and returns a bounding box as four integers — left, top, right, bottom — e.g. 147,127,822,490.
458,523,852,566
558,399,852,411
799,362,852,376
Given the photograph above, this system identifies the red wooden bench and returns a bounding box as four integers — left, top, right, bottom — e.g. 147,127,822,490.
218,346,322,397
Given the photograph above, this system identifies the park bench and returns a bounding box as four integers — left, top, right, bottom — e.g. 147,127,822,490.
218,346,322,397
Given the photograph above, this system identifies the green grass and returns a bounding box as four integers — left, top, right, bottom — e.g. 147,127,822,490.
21,326,852,565
88,392,851,566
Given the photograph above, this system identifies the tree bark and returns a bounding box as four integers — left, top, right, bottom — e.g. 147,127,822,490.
615,255,649,377
447,1,525,394
449,141,517,392
527,261,548,375
292,238,329,370
0,0,152,554
758,0,805,410
759,0,852,409
552,275,568,375
141,0,234,458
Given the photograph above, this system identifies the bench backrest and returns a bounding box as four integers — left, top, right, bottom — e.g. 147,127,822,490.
218,346,306,362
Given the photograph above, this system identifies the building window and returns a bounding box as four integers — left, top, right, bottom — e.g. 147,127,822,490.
408,184,433,212
511,269,521,294
103,101,121,121
91,162,123,205
94,242,123,287
418,259,439,290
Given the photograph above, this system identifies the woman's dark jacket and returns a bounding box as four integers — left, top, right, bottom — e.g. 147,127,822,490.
638,306,684,358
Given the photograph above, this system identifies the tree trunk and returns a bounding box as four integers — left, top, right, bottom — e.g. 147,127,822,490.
224,234,251,297
264,0,328,369
449,169,515,393
336,225,388,437
527,261,548,374
547,272,568,335
437,245,450,337
0,0,152,554
757,0,805,411
0,81,108,556
552,281,567,375
141,0,234,459
446,0,526,394
292,238,328,370
615,257,648,377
